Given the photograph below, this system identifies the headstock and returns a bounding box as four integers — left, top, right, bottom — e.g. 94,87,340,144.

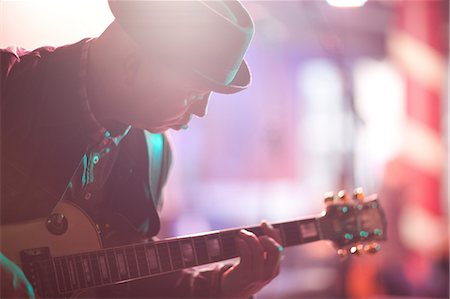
319,188,387,257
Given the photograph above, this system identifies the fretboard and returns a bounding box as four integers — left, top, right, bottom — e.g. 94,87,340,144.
51,217,321,295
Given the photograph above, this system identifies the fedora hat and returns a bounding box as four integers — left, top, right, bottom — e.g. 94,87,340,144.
108,0,254,94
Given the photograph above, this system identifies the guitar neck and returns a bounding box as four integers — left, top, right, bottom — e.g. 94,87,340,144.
51,217,322,295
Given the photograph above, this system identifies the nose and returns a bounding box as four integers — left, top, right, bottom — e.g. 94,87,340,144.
189,92,211,117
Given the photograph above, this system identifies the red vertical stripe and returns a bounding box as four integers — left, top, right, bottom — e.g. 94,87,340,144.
395,1,446,216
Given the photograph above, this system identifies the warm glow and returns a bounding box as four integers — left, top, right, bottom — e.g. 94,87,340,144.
0,0,113,49
326,0,368,7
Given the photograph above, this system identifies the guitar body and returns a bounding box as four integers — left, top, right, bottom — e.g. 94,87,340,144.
1,201,103,298
1,201,102,266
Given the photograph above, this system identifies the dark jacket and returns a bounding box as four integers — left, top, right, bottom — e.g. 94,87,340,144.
1,39,225,298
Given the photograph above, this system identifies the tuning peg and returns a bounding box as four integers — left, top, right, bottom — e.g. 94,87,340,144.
349,244,364,256
364,242,381,254
337,248,347,258
323,192,335,205
353,187,365,201
337,190,350,202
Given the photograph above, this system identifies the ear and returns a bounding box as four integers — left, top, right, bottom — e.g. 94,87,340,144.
123,52,140,86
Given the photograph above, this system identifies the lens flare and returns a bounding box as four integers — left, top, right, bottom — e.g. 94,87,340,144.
326,0,368,8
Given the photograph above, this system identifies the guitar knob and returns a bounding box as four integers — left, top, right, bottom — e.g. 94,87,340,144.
338,190,350,202
364,242,381,254
323,192,335,205
46,213,68,235
353,187,365,201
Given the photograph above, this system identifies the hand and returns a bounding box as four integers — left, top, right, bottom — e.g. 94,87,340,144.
0,252,35,299
220,221,283,298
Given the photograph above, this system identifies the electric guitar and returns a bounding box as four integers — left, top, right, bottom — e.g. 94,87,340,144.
1,188,386,298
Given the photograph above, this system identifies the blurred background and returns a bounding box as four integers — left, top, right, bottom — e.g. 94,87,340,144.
1,0,448,298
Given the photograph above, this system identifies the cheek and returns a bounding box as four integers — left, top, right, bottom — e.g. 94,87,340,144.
127,70,191,124
129,91,188,125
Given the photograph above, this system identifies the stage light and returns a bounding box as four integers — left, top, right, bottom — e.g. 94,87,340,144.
326,0,368,8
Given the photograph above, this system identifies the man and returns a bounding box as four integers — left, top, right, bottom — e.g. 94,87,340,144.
1,1,282,297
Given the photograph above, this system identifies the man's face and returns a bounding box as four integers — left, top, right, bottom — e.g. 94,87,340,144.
118,57,212,133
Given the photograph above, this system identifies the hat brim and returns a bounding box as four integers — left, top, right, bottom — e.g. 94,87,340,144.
191,59,251,95
109,0,253,95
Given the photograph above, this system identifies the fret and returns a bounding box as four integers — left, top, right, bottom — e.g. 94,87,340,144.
193,236,209,265
135,245,150,276
281,221,302,247
125,246,139,279
156,243,172,272
144,244,161,274
114,248,130,280
168,241,183,270
98,252,111,284
89,253,102,286
74,255,87,288
220,231,237,259
298,219,320,243
81,254,94,287
53,258,66,294
191,238,199,266
106,250,120,282
180,238,196,267
67,256,80,289
60,257,73,292
206,234,222,263
217,233,225,262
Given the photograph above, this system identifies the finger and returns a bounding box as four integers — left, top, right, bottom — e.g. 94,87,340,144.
235,233,251,274
13,272,35,299
26,281,35,299
18,272,35,299
12,281,34,299
238,229,265,281
259,236,282,281
261,221,282,245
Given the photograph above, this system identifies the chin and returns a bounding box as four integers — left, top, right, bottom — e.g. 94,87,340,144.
146,125,174,133
169,126,182,131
